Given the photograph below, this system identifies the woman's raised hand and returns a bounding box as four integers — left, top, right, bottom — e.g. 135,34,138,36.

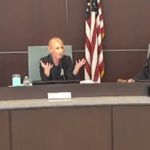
40,61,53,77
73,58,86,75
75,58,86,68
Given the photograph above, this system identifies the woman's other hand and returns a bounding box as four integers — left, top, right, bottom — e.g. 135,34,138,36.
73,58,86,75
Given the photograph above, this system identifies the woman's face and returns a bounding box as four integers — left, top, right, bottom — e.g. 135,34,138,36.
50,41,65,59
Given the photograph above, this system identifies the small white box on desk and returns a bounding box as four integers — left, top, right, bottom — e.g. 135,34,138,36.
48,92,72,100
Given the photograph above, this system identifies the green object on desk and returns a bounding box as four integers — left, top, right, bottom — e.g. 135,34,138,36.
12,74,21,86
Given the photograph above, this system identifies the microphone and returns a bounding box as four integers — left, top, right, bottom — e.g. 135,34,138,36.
60,58,65,80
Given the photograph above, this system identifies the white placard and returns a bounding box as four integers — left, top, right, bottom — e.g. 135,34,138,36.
48,92,72,100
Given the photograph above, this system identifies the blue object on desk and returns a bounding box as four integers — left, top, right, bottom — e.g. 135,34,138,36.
12,74,21,86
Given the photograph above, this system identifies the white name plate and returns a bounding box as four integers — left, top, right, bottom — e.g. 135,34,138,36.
48,92,72,100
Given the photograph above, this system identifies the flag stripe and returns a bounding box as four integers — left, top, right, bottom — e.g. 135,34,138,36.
85,0,105,83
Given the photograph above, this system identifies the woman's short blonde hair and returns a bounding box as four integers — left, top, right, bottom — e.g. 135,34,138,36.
48,37,64,50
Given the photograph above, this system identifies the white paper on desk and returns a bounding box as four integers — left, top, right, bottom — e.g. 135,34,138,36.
48,92,72,100
80,80,95,84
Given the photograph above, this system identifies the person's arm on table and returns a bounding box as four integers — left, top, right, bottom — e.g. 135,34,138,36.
128,57,150,83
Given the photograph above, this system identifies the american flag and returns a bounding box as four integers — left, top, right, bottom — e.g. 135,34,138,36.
84,0,105,83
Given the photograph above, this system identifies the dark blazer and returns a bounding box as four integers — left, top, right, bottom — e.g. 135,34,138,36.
40,54,77,81
133,56,150,81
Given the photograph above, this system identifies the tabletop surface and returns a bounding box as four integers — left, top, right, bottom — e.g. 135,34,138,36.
0,82,150,110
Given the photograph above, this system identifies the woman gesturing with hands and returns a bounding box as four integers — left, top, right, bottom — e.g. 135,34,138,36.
40,37,86,81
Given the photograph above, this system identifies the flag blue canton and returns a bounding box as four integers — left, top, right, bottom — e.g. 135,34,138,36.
86,0,91,19
92,0,98,17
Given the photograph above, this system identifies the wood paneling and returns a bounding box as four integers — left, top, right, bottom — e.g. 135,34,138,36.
38,0,67,45
0,111,10,150
0,0,40,51
102,50,147,82
73,50,148,82
68,0,150,49
11,107,111,150
113,106,150,150
1,0,150,50
0,0,67,51
102,0,150,49
0,0,150,86
1,82,149,100
67,0,86,50
0,53,28,86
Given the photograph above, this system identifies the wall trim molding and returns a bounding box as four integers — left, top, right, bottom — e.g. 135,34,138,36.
65,0,69,44
73,49,147,52
103,49,147,52
0,49,147,54
0,51,28,54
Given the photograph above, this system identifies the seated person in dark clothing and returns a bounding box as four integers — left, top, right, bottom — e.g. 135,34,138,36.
40,37,86,81
128,56,150,83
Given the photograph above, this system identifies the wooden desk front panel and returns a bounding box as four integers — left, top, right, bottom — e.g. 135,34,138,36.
11,106,111,150
113,106,150,150
0,111,10,150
